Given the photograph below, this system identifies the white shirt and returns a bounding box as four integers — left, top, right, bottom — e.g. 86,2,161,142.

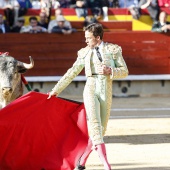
93,41,104,59
0,0,19,8
32,0,41,9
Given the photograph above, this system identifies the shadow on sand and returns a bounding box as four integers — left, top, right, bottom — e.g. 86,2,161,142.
104,134,170,145
87,164,170,170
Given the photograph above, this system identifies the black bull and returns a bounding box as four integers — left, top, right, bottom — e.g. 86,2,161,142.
0,54,34,109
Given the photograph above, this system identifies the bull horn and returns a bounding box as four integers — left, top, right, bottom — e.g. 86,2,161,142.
18,56,34,69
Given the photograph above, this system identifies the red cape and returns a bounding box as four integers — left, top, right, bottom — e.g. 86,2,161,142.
0,92,88,170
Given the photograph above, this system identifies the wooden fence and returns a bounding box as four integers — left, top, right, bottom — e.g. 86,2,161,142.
0,32,170,76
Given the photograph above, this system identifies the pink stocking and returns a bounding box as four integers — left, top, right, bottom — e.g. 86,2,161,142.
95,143,111,170
79,138,93,166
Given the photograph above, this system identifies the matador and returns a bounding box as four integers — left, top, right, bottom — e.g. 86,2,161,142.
48,23,128,170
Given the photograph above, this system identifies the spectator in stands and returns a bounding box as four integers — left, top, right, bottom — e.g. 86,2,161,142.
32,0,41,9
41,0,60,20
51,15,76,34
17,0,32,9
38,11,48,29
0,14,10,33
84,15,98,27
20,16,47,33
108,0,119,7
41,0,60,9
119,0,138,8
138,0,160,22
48,8,72,33
158,0,170,7
87,0,103,20
11,16,25,32
152,11,170,32
0,0,20,27
119,0,140,19
17,0,32,17
70,0,88,18
58,0,71,8
102,0,110,21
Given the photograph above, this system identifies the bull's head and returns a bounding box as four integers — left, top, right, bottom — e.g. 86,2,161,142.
0,54,34,108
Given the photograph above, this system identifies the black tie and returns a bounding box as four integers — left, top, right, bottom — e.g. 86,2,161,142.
95,47,102,62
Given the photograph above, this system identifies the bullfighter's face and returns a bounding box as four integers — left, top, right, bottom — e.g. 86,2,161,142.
85,31,101,49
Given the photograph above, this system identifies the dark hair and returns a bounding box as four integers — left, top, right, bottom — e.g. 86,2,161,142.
84,23,104,40
29,16,38,22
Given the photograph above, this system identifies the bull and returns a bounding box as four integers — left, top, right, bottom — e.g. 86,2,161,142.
0,53,34,109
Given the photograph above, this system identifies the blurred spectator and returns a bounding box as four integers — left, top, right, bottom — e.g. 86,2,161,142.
139,0,160,22
108,0,119,7
58,0,71,8
102,0,109,21
87,0,103,19
48,8,72,33
0,14,10,33
32,0,41,9
87,0,110,21
84,15,98,27
119,0,140,19
20,16,47,33
129,7,141,20
0,0,20,27
119,0,138,8
41,0,60,20
17,0,32,17
70,0,88,18
158,0,170,7
17,0,32,8
38,11,48,29
11,16,25,32
51,15,76,34
152,11,170,32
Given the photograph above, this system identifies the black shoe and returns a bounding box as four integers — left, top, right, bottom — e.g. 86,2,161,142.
75,157,86,170
77,165,85,170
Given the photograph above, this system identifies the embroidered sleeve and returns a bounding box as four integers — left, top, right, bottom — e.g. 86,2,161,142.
51,51,85,95
110,45,129,80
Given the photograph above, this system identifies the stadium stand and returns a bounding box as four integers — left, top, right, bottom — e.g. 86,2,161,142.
1,8,170,31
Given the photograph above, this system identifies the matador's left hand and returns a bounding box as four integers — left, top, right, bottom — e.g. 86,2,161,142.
47,91,58,99
98,65,111,75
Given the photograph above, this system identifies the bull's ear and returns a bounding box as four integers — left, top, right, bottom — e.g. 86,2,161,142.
17,66,27,73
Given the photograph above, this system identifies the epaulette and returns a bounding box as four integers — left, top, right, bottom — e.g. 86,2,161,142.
105,43,122,54
77,46,90,59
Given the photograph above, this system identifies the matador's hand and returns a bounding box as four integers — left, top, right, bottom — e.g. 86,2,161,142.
98,65,111,75
47,91,58,99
